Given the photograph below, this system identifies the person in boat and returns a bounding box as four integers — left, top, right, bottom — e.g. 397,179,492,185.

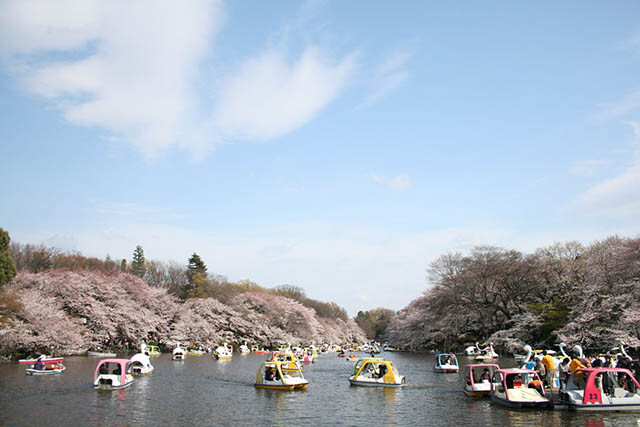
33,358,44,371
570,354,587,388
479,368,491,382
618,372,636,392
541,350,556,388
528,376,544,395
265,367,276,382
534,358,546,384
558,357,570,389
604,355,614,368
377,364,387,379
112,365,121,375
99,363,109,374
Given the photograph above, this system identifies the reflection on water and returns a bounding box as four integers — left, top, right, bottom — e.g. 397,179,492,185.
2,353,640,426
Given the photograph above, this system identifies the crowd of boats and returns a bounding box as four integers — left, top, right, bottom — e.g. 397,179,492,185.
18,340,640,412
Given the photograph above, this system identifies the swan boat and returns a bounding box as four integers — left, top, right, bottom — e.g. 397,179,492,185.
147,345,161,356
254,360,308,391
239,343,251,354
463,363,500,398
88,351,117,357
475,342,499,361
93,359,134,390
559,368,640,411
172,343,186,360
26,362,66,375
213,343,233,360
465,342,482,357
433,353,459,373
349,358,405,387
490,368,549,409
130,348,154,376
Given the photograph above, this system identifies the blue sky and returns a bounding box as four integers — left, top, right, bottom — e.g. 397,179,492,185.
1,1,639,315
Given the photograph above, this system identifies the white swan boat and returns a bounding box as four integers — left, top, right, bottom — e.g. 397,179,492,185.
172,343,186,360
213,343,233,360
130,344,154,376
239,343,251,354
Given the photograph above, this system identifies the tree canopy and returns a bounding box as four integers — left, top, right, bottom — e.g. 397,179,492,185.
0,228,17,285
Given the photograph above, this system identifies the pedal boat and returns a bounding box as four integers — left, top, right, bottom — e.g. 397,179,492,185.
463,363,499,398
349,358,405,387
254,360,308,391
26,362,66,375
559,368,640,411
93,359,134,390
433,353,459,373
130,352,154,376
187,349,206,356
172,343,186,360
147,345,161,356
490,368,549,409
213,343,233,360
269,352,303,372
239,343,251,354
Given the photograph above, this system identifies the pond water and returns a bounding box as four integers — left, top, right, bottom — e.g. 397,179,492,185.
1,352,640,426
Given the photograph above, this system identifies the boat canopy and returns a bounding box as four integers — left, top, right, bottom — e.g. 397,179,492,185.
466,363,499,388
94,359,132,385
352,358,402,384
567,368,640,405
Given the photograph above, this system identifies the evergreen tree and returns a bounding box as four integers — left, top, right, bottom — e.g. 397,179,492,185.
186,253,207,284
131,245,146,277
0,227,17,285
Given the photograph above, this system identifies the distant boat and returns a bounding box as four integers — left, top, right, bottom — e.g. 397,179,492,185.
88,351,117,357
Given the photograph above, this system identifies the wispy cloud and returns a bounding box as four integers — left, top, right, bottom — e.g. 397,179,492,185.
595,89,640,120
93,200,185,222
569,122,640,219
357,47,413,110
214,47,356,141
0,0,356,158
368,173,411,190
568,159,610,177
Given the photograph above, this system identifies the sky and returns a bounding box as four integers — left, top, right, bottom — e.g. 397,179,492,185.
1,1,639,315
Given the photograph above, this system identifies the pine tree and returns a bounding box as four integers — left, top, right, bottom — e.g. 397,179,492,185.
186,253,207,284
131,245,146,277
0,227,17,285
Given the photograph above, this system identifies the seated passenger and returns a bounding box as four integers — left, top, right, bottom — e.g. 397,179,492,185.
528,377,544,395
377,364,387,379
33,359,44,371
265,367,276,381
99,364,109,374
479,368,491,382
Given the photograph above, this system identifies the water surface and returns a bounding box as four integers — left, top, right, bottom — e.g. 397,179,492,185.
2,352,640,426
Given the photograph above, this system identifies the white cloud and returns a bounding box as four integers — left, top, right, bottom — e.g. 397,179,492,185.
0,0,356,157
568,159,610,177
214,47,356,141
595,89,640,119
570,122,640,220
368,173,411,190
357,47,413,109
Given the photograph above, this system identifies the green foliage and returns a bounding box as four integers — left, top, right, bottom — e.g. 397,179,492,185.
355,308,396,340
186,253,207,284
527,301,571,345
130,245,146,277
0,228,17,285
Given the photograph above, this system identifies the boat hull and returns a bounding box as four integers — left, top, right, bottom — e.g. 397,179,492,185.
26,367,65,375
566,403,640,412
433,367,459,373
19,357,64,365
254,383,308,391
464,388,489,398
94,381,133,390
349,379,403,387
88,352,117,357
491,394,549,409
